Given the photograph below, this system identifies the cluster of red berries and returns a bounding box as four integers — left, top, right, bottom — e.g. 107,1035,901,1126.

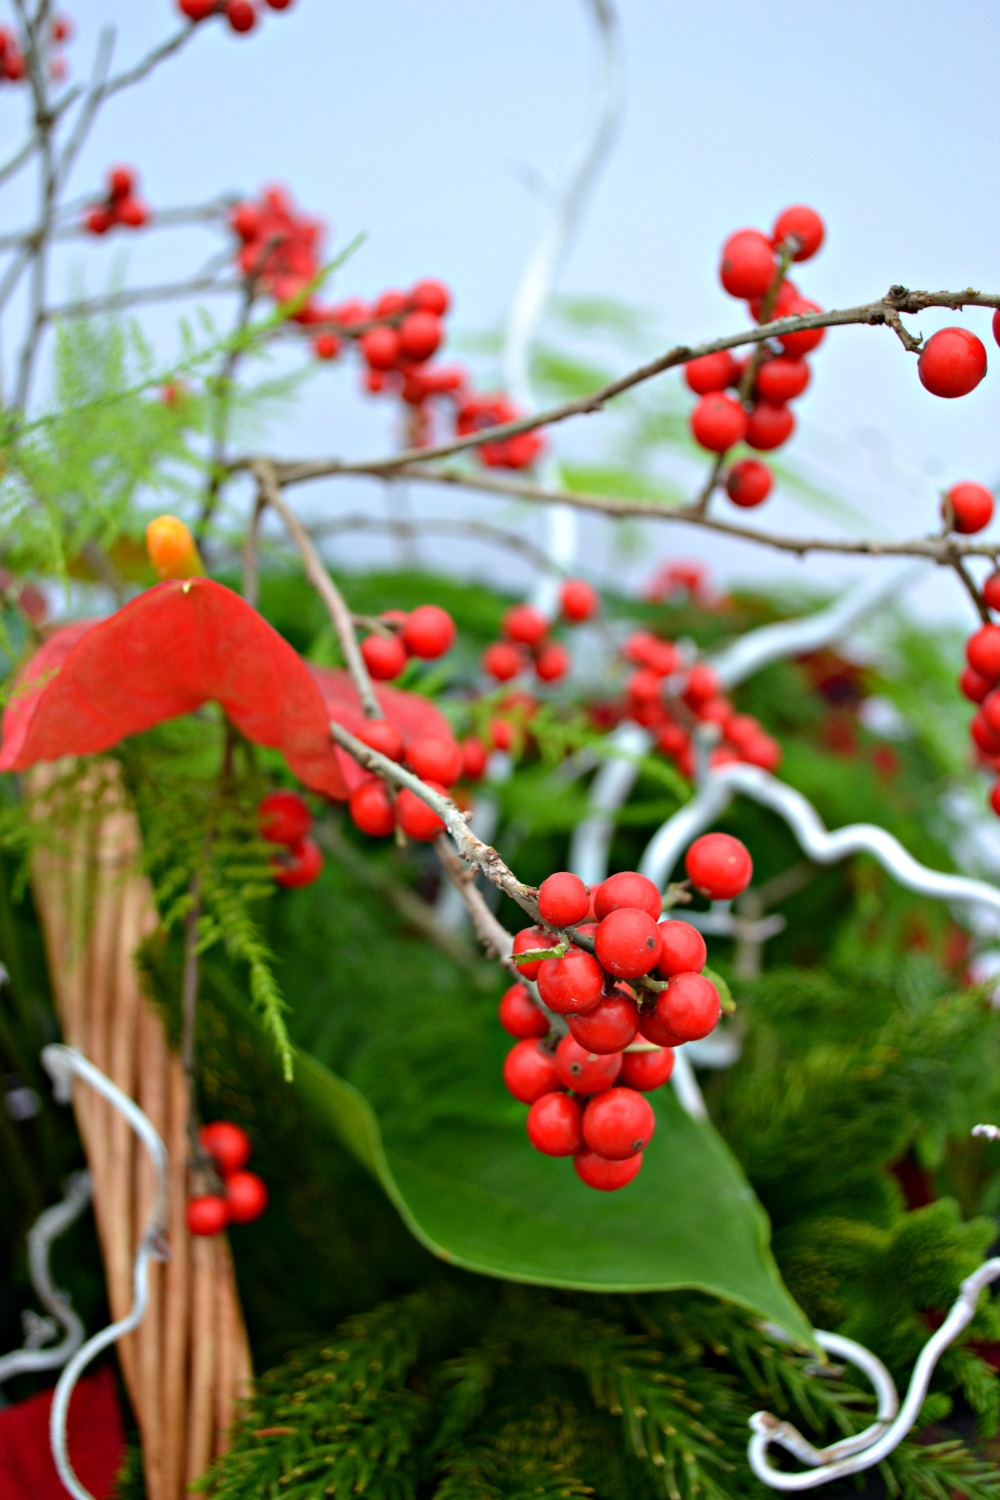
178,0,292,31
481,579,599,687
501,833,752,1191
359,601,456,682
1,14,70,81
258,788,324,888
83,166,150,236
348,718,483,845
916,311,998,400
620,631,781,776
186,1121,268,1236
682,205,827,508
229,185,321,306
957,607,1000,815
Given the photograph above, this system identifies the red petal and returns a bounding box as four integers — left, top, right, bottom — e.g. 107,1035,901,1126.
0,580,347,798
310,664,457,791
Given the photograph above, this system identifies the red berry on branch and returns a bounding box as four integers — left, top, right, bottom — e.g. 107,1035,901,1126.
460,735,488,779
117,198,150,229
362,633,408,680
355,719,404,760
918,327,987,398
503,1038,562,1103
405,735,463,785
179,0,218,19
559,578,598,622
994,309,1000,350
971,710,1000,755
187,1195,229,1236
398,311,442,363
401,604,455,659
745,401,795,452
690,392,748,453
726,458,773,508
85,207,111,235
967,625,1000,680
108,166,134,200
685,832,753,899
683,350,739,395
409,278,451,316
619,1046,675,1091
683,663,720,708
777,298,825,357
258,789,311,844
594,871,662,923
503,603,549,647
960,666,993,703
527,1092,583,1155
263,0,294,8
654,972,721,1043
360,326,400,371
199,1121,252,1175
313,332,341,360
944,482,994,535
595,908,664,979
555,1035,622,1093
637,1008,682,1047
273,837,323,888
755,356,810,403
226,0,257,32
771,205,825,261
984,575,1000,613
749,280,800,323
499,982,550,1039
537,947,605,1015
582,1086,655,1159
982,691,1000,736
349,778,396,838
395,783,448,842
511,925,553,980
719,229,776,300
538,872,590,927
375,289,408,317
483,641,525,681
573,1147,643,1191
535,643,570,683
655,920,707,977
567,989,639,1054
225,1170,269,1224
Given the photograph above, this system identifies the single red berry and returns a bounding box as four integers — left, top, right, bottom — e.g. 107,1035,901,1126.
772,205,825,261
685,833,753,899
50,14,73,40
983,691,1000,736
226,0,257,32
375,289,408,317
994,309,1000,351
460,735,488,779
594,871,662,923
511,925,553,980
573,1147,643,1191
560,578,598,622
535,643,570,682
499,982,549,1039
409,278,451,316
944,482,994,535
654,972,721,1043
273,837,323,888
402,604,455,659
537,947,605,1015
225,1170,268,1224
186,1195,229,1236
555,1034,622,1093
619,1046,675,1091
405,735,463,785
313,332,341,360
489,718,515,753
967,625,1000,681
683,664,720,708
595,908,664,980
360,326,400,371
349,778,396,838
354,719,404,760
690,392,748,453
503,1038,562,1103
258,789,311,845
567,989,639,1054
85,206,111,235
538,872,590,928
398,311,442,362
990,782,1000,818
483,641,525,681
117,198,150,229
108,166,134,200
749,279,801,322
985,575,1000,613
628,668,665,705
960,666,993,703
395,783,448,842
199,1121,252,1175
755,356,810,403
746,401,795,451
655,920,708,977
362,633,408,680
263,0,295,8
526,1092,583,1155
726,458,773,508
582,1086,656,1159
684,350,739,395
918,327,987,398
637,1008,682,1048
971,710,1000,755
777,297,826,357
719,229,775,299
503,603,549,647
179,0,218,15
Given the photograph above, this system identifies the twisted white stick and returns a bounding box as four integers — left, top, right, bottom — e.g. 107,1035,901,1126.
0,1171,91,1388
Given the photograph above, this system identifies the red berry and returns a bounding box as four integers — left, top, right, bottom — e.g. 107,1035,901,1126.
683,664,720,709
409,278,451,316
179,0,217,19
313,332,341,360
199,1121,252,1175
398,311,442,362
526,1092,583,1155
489,718,515,753
503,1039,561,1103
226,0,257,32
555,1035,622,1093
655,920,707,977
511,925,554,981
460,735,488,779
503,603,549,647
726,458,773,508
945,482,994,535
117,198,149,229
619,1046,675,1091
685,833,753,899
349,778,396,838
690,392,748,453
405,735,463,786
567,989,639,1054
360,326,400,371
225,1170,268,1224
594,871,661,923
499,982,549,1039
263,0,294,8
637,1009,683,1048
354,719,404,760
395,783,448,842
654,972,721,1042
750,280,800,323
983,691,1000,736
994,309,1000,351
582,1087,655,1159
273,837,323,888
967,625,1000,681
85,207,111,235
483,641,525,681
746,401,795,452
971,710,1000,755
985,575,1000,614
538,872,590,927
719,229,775,300
50,14,73,40
402,604,455,659
755,356,810,404
536,947,604,1015
573,1148,643,1191
186,1195,229,1236
918,327,987,398
684,350,739,395
777,297,826,357
108,166,134,200
362,633,408,680
535,643,570,683
960,666,993,703
595,908,664,980
560,578,598,622
772,205,825,261
258,789,311,845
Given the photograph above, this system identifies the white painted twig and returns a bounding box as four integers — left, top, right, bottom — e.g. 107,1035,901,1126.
41,1045,169,1500
0,1171,91,1388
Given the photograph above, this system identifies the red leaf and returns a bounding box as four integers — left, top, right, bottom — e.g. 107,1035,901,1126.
0,1366,125,1500
0,580,347,798
310,665,456,791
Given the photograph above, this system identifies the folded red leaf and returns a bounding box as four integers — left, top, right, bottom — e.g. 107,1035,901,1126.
0,579,347,798
310,664,457,791
0,1365,125,1500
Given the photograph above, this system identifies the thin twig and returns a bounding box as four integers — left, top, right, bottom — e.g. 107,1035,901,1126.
197,280,257,541
43,275,241,321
